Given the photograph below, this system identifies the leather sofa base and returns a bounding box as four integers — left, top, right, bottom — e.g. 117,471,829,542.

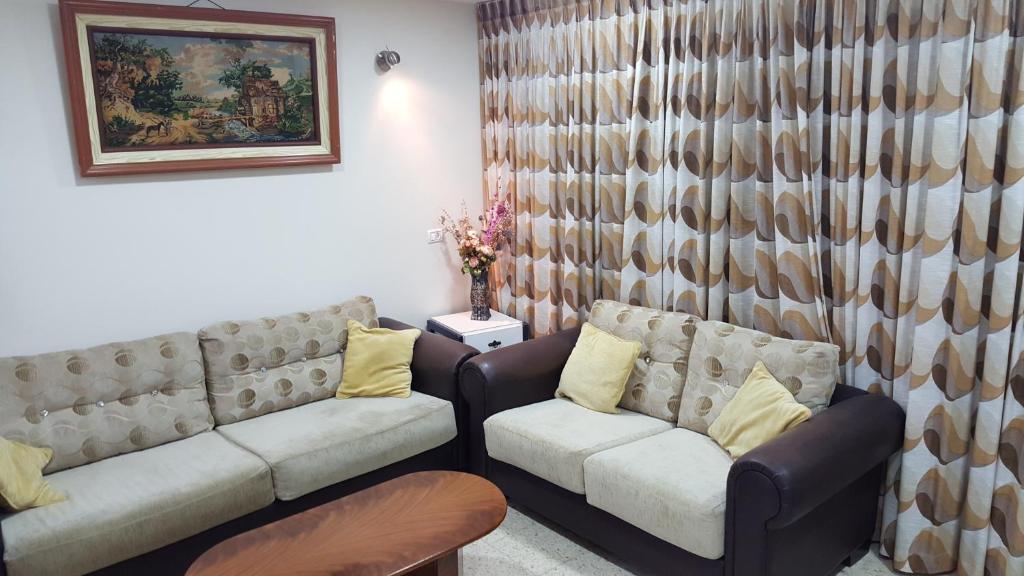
489,458,725,576
753,464,882,576
88,439,459,576
492,456,880,576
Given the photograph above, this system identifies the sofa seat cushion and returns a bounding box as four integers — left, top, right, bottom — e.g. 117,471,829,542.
0,432,273,576
483,398,672,494
214,392,456,501
583,428,734,559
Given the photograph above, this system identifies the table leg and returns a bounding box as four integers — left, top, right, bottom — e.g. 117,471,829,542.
405,549,460,576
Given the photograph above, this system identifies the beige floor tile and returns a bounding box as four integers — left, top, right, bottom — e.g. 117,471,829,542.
481,507,591,570
840,546,901,576
463,539,549,576
543,552,636,576
465,505,905,576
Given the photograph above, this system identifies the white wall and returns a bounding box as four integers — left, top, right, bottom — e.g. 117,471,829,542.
0,0,483,356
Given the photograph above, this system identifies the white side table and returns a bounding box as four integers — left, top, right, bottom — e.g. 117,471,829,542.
426,310,527,352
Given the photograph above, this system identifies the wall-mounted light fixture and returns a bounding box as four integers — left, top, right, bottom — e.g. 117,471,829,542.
376,48,401,73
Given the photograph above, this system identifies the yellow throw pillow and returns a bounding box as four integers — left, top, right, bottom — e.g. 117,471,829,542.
0,438,65,512
555,322,641,413
337,320,421,399
708,361,812,458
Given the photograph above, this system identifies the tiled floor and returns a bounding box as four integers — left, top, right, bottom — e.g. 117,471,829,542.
463,505,901,576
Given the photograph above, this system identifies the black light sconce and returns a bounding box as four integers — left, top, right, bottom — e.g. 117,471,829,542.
376,48,401,72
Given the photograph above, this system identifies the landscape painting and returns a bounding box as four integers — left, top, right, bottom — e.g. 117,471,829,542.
89,30,318,150
60,0,340,176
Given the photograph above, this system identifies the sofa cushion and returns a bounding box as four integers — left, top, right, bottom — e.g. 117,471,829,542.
483,398,672,494
214,392,456,500
587,300,701,422
199,296,378,425
678,321,840,433
0,432,273,576
708,361,812,458
555,322,641,413
583,428,733,559
0,332,213,473
0,439,64,511
337,320,420,399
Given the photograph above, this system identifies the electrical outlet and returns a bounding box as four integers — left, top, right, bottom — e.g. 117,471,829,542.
427,228,443,244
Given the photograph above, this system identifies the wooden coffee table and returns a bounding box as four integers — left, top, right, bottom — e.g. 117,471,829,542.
186,471,507,576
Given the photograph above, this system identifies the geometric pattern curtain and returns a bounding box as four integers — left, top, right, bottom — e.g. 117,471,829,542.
480,0,636,336
477,1,1024,575
827,2,1023,575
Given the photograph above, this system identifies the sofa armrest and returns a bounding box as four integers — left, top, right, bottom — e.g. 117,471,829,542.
724,390,903,576
727,391,903,529
460,326,580,416
379,317,478,470
459,326,581,474
378,317,478,404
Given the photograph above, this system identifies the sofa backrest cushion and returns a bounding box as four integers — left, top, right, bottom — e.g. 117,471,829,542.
587,300,701,422
678,321,840,433
199,296,378,425
0,332,213,474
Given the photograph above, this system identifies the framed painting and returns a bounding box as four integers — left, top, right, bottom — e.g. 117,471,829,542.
59,0,340,176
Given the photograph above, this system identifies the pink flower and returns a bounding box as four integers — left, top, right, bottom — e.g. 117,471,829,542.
441,194,513,276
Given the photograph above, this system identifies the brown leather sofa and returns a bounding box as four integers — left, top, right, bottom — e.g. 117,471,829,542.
460,326,905,576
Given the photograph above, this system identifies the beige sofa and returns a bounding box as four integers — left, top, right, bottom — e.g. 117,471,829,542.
0,297,476,576
461,300,905,576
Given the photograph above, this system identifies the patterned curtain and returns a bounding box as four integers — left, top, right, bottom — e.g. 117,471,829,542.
479,0,836,339
478,0,1024,574
824,2,1024,574
479,0,642,335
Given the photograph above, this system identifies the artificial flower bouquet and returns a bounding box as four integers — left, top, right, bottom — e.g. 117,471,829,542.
440,193,514,277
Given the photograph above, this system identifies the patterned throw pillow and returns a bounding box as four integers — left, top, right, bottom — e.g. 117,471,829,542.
588,300,701,422
677,321,840,434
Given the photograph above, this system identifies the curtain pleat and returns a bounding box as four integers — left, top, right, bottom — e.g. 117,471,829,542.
477,0,1024,574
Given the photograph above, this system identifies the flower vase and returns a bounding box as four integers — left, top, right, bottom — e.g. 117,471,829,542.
470,274,491,321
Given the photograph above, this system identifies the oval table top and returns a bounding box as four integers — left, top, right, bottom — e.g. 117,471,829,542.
186,471,507,576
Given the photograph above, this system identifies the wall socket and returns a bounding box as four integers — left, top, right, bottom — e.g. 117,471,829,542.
426,228,443,244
